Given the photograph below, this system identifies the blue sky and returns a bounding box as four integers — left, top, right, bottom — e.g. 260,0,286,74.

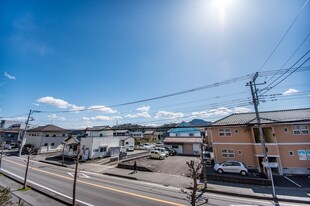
1,0,309,128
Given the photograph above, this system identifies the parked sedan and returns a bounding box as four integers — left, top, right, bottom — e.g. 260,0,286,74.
214,160,248,176
164,147,177,156
149,150,166,160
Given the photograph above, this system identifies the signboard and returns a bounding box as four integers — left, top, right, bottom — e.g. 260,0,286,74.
307,150,310,160
298,150,307,160
262,162,278,168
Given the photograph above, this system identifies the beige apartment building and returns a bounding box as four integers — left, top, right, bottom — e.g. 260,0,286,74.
208,108,310,175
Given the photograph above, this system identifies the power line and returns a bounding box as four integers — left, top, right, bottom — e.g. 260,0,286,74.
260,50,310,95
258,0,309,72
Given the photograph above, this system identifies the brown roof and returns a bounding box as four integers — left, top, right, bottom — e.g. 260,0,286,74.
164,137,202,143
28,124,68,133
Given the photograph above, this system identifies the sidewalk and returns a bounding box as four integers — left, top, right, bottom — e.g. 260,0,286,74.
0,174,66,206
102,167,310,204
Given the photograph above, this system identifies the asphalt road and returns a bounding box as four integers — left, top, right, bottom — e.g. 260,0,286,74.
1,156,308,206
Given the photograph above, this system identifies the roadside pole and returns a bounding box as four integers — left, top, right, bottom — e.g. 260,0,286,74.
18,110,41,157
200,143,207,189
72,144,80,206
0,142,5,169
247,72,276,199
23,147,34,189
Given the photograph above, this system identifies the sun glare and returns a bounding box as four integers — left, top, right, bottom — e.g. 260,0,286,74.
214,0,232,10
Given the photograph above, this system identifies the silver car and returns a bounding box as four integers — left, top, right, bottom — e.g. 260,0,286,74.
214,160,248,176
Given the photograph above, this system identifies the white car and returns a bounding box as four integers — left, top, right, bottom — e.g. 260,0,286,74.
152,147,169,157
214,160,248,176
149,150,166,160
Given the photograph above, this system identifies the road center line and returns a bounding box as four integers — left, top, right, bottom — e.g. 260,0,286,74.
3,158,185,206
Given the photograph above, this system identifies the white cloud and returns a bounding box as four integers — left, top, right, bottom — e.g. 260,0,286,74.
136,106,150,112
126,112,151,118
82,116,122,121
154,111,184,119
33,103,40,106
4,72,16,80
47,114,66,121
36,96,84,111
5,116,27,121
88,105,117,113
234,107,251,113
283,88,298,96
191,107,252,118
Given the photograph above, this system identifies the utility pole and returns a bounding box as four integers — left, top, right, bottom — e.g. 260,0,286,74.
23,146,34,189
247,72,276,199
0,142,5,169
72,144,80,206
18,110,40,157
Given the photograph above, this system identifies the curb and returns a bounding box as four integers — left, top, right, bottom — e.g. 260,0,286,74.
205,188,310,204
38,160,68,167
103,172,310,204
103,172,138,180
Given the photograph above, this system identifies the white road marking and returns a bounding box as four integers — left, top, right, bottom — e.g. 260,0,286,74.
1,169,94,206
67,172,90,178
284,176,301,187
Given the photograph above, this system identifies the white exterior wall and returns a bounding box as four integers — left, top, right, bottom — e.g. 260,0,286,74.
25,132,67,152
86,130,113,137
170,132,201,137
81,131,120,159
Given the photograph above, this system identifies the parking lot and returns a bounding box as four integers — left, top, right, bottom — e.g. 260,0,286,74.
121,155,310,188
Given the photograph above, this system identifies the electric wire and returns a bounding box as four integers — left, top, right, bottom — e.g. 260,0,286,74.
258,0,309,72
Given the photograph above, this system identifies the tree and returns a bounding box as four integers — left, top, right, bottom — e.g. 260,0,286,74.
0,187,12,206
181,160,208,206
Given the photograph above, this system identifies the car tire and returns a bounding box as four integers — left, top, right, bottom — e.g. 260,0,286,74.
240,170,247,176
159,156,163,160
217,169,223,174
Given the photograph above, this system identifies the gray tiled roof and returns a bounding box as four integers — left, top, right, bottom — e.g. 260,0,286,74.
212,108,310,126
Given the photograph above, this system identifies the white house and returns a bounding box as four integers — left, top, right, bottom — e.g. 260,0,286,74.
113,129,135,151
25,124,69,153
80,126,120,159
164,122,203,155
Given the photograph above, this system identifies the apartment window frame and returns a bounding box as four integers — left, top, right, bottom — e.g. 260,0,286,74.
219,128,231,136
238,150,242,155
221,148,235,158
293,125,309,135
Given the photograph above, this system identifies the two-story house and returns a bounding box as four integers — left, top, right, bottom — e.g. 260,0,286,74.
208,108,310,175
25,124,69,153
80,126,120,159
164,122,204,155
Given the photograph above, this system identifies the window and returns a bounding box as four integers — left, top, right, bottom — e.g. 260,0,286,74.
293,125,309,135
238,150,242,155
45,134,49,137
100,134,103,137
176,133,180,137
53,134,56,137
100,147,107,152
51,143,55,146
289,150,294,156
189,133,194,137
62,134,66,137
284,128,288,133
235,129,239,134
225,128,231,136
44,143,48,146
300,125,309,135
221,149,234,158
293,125,301,135
219,128,231,136
219,128,225,136
126,142,129,145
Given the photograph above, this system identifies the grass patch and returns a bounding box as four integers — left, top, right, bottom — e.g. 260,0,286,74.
17,187,31,192
0,173,3,176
